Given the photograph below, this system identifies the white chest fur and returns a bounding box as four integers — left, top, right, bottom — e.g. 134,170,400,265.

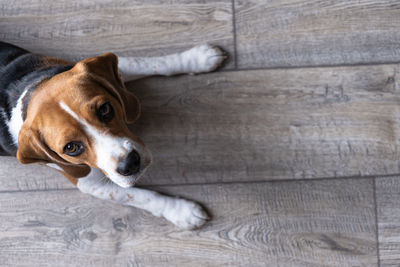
7,89,28,146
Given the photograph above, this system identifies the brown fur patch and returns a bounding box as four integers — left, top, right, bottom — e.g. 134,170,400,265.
40,56,73,67
18,53,142,186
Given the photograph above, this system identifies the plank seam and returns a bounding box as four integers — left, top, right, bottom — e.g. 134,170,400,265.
143,173,400,187
231,0,238,69
216,60,400,73
373,178,381,267
3,173,400,194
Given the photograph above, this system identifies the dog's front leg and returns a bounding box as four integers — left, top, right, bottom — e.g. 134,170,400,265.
76,168,209,229
117,44,226,82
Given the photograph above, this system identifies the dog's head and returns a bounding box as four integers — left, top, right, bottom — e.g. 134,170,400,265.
17,53,151,188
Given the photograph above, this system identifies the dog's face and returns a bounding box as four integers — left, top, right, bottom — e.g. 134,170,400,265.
17,53,151,188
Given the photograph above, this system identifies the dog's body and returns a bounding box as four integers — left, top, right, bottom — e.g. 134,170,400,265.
0,41,225,229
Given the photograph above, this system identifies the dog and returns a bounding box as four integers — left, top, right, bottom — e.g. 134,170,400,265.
0,41,226,229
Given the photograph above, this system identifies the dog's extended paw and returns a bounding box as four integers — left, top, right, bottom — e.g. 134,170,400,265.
162,198,210,230
182,44,227,74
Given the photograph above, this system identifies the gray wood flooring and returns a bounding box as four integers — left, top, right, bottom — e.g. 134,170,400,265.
1,0,400,266
0,179,377,267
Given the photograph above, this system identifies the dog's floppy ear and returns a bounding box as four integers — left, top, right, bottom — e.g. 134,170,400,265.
16,123,90,178
17,123,65,165
74,53,140,124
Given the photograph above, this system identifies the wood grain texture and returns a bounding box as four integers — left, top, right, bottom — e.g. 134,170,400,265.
235,0,400,69
2,64,400,191
130,64,400,185
0,178,377,267
0,157,71,192
376,176,400,267
0,0,234,67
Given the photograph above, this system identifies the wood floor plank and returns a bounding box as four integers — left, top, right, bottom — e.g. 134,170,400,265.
0,157,71,192
0,178,377,266
130,64,400,185
235,0,400,69
376,176,400,266
0,0,234,67
2,64,400,191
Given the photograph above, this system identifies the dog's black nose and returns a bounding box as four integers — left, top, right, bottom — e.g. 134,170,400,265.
117,150,141,176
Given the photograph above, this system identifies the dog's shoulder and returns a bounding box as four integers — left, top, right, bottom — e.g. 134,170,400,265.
0,42,72,155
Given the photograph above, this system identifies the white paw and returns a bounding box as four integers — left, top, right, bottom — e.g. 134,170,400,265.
182,44,227,74
162,198,210,230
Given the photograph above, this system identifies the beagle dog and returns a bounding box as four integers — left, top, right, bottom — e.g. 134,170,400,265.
0,41,226,229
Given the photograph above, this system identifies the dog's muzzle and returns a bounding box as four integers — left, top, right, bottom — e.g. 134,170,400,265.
116,150,141,176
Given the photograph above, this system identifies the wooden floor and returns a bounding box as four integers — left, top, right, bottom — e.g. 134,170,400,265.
1,0,400,266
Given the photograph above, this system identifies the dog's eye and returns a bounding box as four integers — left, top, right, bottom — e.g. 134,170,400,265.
63,142,84,156
98,102,114,123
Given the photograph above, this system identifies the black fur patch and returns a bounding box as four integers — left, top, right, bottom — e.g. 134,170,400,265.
0,42,72,155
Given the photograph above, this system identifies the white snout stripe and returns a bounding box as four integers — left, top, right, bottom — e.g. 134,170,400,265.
59,101,139,187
